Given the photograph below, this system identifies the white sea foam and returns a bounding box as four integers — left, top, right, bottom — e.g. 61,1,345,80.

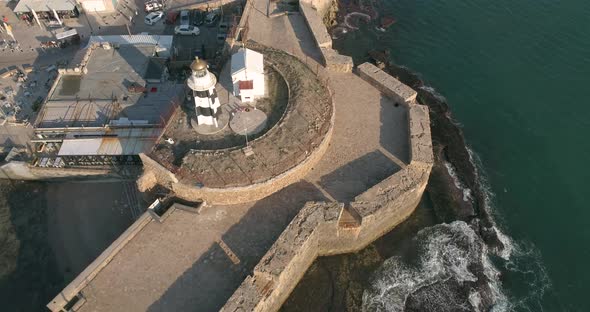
331,26,349,40
363,221,507,311
443,161,474,202
465,138,552,309
468,291,482,312
419,85,447,102
344,12,372,30
374,66,552,312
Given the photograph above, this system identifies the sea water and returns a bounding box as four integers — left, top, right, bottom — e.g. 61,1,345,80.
333,0,590,310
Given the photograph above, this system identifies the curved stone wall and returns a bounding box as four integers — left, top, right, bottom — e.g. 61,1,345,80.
221,64,433,312
138,45,336,205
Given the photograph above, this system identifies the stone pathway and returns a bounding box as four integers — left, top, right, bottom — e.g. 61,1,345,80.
46,3,411,311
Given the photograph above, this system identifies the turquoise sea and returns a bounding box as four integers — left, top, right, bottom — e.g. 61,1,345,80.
336,0,590,310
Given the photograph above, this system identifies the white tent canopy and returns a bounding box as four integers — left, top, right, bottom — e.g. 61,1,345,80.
14,0,76,13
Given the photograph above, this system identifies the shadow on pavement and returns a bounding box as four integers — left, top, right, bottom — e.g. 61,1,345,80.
379,95,410,164
147,180,327,311
319,150,401,203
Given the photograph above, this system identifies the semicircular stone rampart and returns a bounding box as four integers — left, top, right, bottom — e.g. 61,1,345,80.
138,43,335,205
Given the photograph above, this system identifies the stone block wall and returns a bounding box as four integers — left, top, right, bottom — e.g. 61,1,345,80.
299,3,353,73
357,62,418,104
221,67,433,312
137,153,178,192
138,77,335,205
0,161,118,180
300,0,333,16
299,3,332,49
47,213,153,312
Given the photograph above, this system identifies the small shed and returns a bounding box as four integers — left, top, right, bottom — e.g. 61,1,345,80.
231,48,265,103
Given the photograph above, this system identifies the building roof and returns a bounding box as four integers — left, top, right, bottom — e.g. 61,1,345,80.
231,48,264,77
37,99,114,128
14,0,75,13
57,137,154,156
190,57,208,72
87,35,173,57
35,43,183,129
55,29,78,40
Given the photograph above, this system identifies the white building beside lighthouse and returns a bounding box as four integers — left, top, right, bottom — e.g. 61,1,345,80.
231,48,265,103
187,57,221,127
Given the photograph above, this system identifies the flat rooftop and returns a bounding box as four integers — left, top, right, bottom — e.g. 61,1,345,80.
36,45,183,129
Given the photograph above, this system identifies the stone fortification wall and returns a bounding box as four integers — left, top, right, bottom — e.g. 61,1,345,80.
47,213,153,311
0,161,119,180
138,153,179,189
221,65,433,312
300,0,333,16
171,123,332,204
299,3,353,73
138,92,335,204
138,44,336,205
357,62,418,105
299,3,332,49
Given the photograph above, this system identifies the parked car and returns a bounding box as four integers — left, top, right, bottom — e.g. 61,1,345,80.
180,10,190,26
144,1,162,13
205,9,220,26
174,25,200,36
144,11,164,25
218,21,229,33
192,9,204,26
165,11,179,24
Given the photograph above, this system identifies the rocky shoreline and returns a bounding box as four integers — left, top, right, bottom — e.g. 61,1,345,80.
281,49,508,310
370,53,505,253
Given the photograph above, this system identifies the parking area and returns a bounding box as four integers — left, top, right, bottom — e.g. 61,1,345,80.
163,5,241,63
0,0,244,144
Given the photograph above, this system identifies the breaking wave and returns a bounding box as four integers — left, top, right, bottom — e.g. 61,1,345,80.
344,12,372,30
363,221,508,312
443,161,474,203
362,83,552,310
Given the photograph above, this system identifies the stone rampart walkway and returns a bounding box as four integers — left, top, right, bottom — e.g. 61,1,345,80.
49,4,411,311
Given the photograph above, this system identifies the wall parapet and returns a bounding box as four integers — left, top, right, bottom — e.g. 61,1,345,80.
299,2,353,73
221,65,433,312
47,213,153,312
139,44,336,205
357,62,418,104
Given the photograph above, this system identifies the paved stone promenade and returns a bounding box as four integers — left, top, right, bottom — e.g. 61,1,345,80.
51,4,411,311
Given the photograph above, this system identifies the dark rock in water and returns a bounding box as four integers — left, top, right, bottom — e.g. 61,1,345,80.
405,277,472,312
363,222,501,312
428,144,476,222
281,245,384,312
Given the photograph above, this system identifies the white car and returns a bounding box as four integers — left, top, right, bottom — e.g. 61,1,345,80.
174,25,200,36
144,11,164,25
144,1,163,13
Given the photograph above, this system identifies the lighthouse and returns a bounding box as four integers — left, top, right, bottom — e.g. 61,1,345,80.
187,57,221,127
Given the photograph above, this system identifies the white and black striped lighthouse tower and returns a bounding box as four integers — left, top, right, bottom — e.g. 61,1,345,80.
187,57,221,127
